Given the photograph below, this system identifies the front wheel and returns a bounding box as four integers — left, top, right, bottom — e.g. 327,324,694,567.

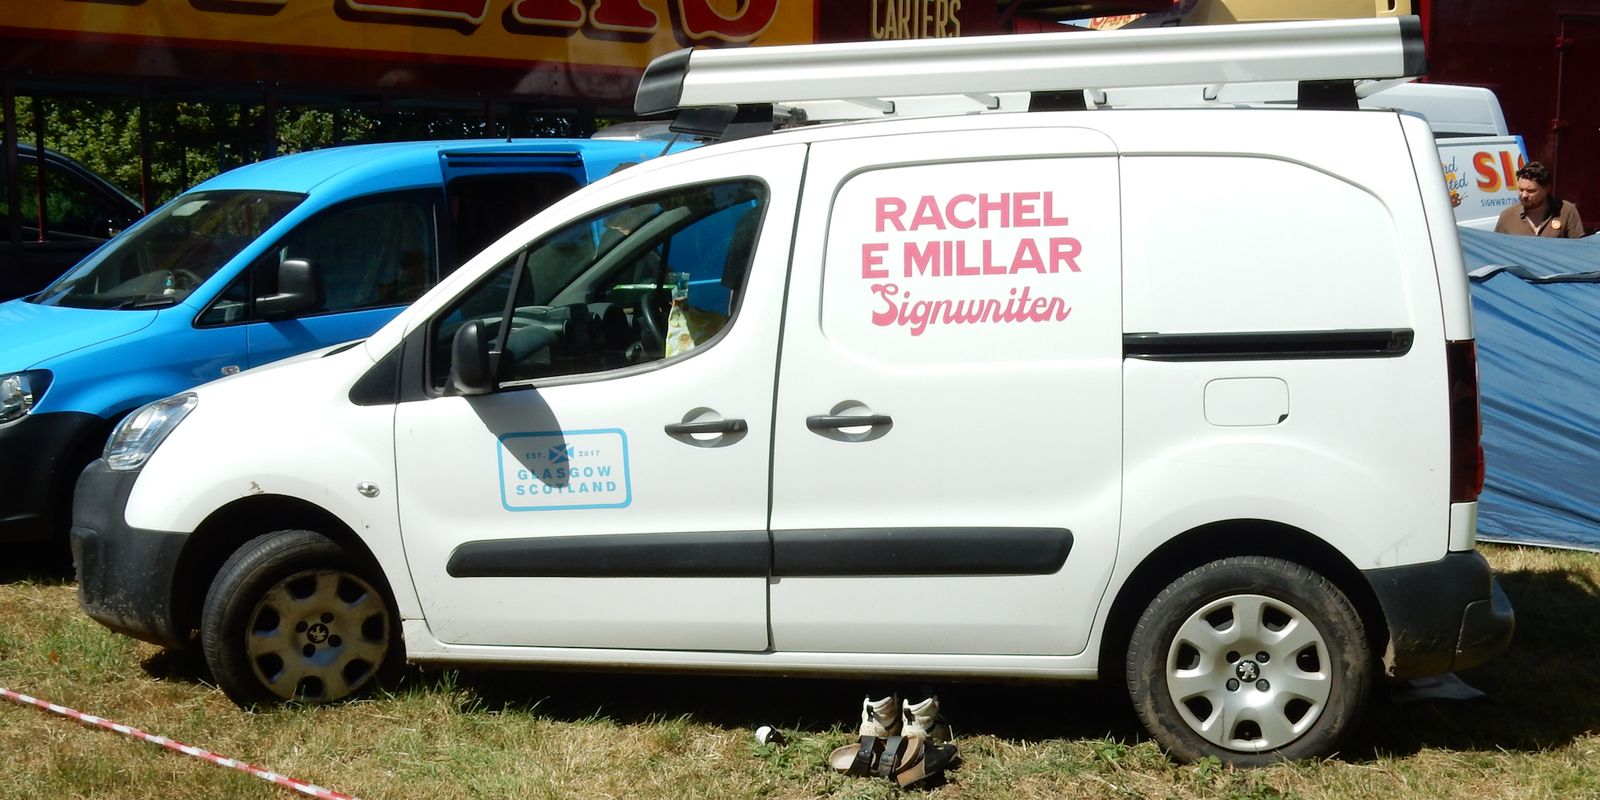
201,530,401,707
1126,556,1372,766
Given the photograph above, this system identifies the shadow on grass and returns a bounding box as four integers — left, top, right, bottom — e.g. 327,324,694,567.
125,554,1599,758
0,541,75,586
376,562,1600,756
1349,563,1600,758
134,642,1146,744
415,667,1145,745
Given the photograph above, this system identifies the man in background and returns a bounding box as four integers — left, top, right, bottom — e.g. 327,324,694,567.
1494,162,1585,238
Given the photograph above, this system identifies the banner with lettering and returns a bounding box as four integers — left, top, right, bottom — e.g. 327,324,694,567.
0,1,813,105
1438,135,1528,230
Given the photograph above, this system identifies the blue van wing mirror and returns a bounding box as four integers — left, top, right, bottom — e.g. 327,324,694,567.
256,258,323,319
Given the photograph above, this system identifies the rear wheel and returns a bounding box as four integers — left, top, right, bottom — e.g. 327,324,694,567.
1126,556,1372,765
201,530,400,706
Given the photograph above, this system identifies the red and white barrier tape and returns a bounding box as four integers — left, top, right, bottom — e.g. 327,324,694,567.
1,686,361,800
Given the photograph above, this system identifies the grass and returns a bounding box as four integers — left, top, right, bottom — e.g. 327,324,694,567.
3,543,1599,799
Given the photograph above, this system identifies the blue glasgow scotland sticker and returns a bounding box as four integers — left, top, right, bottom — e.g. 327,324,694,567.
497,428,631,511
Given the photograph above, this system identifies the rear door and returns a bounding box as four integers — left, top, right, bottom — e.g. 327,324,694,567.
767,127,1124,656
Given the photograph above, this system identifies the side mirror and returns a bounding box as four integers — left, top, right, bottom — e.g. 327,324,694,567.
449,319,495,396
257,258,323,319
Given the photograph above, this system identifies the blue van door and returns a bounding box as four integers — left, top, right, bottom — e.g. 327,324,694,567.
237,192,438,368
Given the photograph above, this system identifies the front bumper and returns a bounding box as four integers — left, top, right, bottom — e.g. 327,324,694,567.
70,458,190,650
0,411,105,543
1365,550,1515,679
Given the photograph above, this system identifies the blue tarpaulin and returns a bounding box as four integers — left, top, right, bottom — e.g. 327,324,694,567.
1458,227,1600,550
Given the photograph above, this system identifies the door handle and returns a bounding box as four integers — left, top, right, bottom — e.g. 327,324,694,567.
805,414,892,431
664,418,748,435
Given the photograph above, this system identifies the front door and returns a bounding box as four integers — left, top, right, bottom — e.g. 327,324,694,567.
768,128,1125,656
244,191,438,368
394,145,806,651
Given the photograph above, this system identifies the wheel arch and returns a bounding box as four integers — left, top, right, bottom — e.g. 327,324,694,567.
170,494,399,644
1097,519,1389,683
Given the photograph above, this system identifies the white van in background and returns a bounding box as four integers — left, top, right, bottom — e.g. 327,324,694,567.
1079,79,1524,229
1359,82,1527,230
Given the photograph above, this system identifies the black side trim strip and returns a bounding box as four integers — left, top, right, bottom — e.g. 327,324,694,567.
1124,328,1413,361
773,528,1073,577
447,530,768,578
635,47,693,115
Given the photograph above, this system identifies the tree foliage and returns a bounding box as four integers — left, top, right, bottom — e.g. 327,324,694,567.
5,96,587,207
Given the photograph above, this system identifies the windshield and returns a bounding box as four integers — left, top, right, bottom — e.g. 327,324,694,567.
30,190,304,310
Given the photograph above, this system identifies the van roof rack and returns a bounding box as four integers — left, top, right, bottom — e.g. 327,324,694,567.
636,16,1426,136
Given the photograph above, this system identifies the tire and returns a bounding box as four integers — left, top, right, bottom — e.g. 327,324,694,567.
201,530,401,707
1125,556,1372,766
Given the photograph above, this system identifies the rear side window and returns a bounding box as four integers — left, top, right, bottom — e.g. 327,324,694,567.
446,173,582,269
1120,156,1407,333
1,160,135,240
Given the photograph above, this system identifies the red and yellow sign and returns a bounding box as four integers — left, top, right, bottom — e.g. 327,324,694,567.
0,1,815,105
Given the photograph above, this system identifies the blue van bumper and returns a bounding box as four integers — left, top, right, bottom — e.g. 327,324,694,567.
0,411,106,543
1365,550,1514,679
70,458,190,650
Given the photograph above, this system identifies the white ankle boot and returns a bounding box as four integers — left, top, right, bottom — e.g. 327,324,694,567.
902,696,951,743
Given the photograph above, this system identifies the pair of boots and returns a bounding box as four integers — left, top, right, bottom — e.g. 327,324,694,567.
828,695,959,789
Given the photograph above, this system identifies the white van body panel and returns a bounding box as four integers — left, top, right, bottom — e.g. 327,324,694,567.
399,618,1104,677
121,345,425,620
1110,110,1451,574
1399,114,1476,341
393,144,808,652
118,106,1463,665
769,127,1123,657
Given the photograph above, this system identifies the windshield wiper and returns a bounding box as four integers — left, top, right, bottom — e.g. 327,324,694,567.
111,296,180,310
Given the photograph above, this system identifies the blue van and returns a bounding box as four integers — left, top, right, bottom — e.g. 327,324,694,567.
0,138,676,543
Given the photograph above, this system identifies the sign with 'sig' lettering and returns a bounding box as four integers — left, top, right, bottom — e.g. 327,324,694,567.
1436,135,1529,229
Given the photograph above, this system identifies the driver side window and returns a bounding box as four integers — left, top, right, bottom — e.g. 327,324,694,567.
430,179,766,391
197,192,436,326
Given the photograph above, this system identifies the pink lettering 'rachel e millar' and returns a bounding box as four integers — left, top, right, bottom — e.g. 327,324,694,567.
874,191,1070,232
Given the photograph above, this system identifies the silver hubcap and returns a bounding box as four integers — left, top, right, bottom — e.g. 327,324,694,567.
245,568,390,702
1165,593,1332,752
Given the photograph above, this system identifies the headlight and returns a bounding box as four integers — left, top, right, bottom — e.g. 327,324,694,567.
104,393,198,471
0,370,51,424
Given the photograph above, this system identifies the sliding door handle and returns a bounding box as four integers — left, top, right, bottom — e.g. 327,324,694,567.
805,414,892,432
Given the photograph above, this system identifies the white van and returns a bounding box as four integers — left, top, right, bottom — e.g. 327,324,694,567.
72,17,1512,766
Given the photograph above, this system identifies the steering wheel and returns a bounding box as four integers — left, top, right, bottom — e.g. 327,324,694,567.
637,288,671,355
170,269,203,292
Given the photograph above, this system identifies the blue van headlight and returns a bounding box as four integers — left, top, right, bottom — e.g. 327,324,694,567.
105,393,198,471
0,371,51,423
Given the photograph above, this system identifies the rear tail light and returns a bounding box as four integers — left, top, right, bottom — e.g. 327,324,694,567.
1446,339,1485,503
